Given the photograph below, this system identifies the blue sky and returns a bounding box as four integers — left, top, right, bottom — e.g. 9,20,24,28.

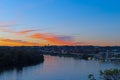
0,0,120,46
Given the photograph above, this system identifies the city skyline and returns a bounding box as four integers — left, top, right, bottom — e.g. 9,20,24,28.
0,0,120,46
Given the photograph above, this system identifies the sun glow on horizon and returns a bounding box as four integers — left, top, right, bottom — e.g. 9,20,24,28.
0,0,120,46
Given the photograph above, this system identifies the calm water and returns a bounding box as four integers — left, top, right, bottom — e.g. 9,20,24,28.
0,55,120,80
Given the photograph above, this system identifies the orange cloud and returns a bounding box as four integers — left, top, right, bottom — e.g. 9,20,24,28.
29,33,76,45
46,37,72,45
0,38,40,46
29,33,46,39
0,27,88,46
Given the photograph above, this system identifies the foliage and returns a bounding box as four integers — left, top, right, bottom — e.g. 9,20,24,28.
88,68,120,80
0,47,44,70
100,69,120,80
88,74,96,80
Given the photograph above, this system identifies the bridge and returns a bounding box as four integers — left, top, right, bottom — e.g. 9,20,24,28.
106,58,120,61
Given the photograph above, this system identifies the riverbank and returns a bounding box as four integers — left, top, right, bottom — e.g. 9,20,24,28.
0,47,44,70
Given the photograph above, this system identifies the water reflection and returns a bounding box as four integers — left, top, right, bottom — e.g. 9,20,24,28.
0,55,120,80
0,63,43,80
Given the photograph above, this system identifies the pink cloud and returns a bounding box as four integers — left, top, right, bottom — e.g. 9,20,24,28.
16,30,37,35
0,21,15,27
0,28,36,35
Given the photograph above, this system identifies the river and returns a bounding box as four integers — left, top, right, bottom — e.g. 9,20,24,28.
0,55,120,80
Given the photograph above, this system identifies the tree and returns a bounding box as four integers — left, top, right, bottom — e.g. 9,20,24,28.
88,74,96,80
88,68,120,80
100,69,120,80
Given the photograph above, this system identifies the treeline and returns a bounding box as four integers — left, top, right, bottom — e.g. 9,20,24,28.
88,68,120,80
0,47,44,70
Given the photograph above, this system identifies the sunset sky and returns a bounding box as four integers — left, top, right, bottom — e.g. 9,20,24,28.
0,0,120,46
